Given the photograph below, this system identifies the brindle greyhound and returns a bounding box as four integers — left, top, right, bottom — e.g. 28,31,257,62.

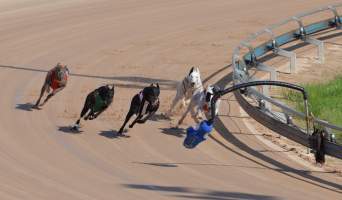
118,83,160,136
71,84,115,132
33,63,69,109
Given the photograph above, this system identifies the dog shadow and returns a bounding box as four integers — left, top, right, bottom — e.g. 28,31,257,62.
58,126,83,134
99,130,130,139
15,103,35,111
159,127,186,138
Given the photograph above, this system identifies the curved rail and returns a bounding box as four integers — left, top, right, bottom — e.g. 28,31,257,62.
231,4,342,159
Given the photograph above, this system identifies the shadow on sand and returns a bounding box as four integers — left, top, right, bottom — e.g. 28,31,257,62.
159,127,186,138
99,130,130,139
149,113,169,122
122,184,280,200
58,126,83,134
15,103,35,111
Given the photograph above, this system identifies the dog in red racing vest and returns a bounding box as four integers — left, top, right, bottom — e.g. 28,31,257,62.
33,63,69,109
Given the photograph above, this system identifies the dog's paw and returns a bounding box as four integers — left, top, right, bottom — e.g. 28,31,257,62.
88,116,95,120
32,105,41,110
169,121,179,129
70,124,80,132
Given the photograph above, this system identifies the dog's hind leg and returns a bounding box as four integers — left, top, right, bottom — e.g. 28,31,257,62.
167,96,179,117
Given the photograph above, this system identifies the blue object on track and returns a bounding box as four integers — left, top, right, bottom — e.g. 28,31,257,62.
183,120,213,149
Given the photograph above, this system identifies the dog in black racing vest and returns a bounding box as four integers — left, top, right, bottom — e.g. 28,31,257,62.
71,84,115,131
118,83,160,136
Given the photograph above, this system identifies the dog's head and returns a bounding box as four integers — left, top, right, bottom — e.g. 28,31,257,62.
55,63,70,81
203,85,220,112
107,84,115,99
205,85,220,102
144,83,160,105
187,67,202,89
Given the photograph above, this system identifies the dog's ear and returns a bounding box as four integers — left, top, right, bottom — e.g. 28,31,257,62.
196,67,200,74
156,83,159,88
150,83,154,87
189,67,194,75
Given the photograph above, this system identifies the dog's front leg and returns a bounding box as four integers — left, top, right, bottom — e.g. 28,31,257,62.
167,88,183,117
91,105,107,120
84,109,95,120
118,110,135,134
41,86,65,106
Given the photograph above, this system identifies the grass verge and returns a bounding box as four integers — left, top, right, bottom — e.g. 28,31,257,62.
283,76,342,144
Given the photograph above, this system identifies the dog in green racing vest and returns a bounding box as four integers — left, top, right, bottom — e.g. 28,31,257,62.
71,84,114,131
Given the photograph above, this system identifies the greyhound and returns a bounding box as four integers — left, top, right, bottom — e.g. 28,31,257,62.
71,84,115,131
33,63,69,109
165,67,205,125
118,83,160,136
177,84,221,126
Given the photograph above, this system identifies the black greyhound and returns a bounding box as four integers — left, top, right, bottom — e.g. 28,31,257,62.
118,83,160,135
71,84,115,131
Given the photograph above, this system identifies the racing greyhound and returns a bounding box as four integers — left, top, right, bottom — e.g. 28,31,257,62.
71,84,115,131
166,67,204,119
118,83,160,136
33,63,69,109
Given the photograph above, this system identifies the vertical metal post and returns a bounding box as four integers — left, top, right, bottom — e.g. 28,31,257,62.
305,37,325,63
277,49,297,73
304,99,311,154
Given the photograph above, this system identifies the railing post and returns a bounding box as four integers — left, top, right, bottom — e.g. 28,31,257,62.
277,49,297,73
305,37,325,63
328,5,341,29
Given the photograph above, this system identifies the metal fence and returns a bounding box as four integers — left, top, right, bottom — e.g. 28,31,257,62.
232,4,342,159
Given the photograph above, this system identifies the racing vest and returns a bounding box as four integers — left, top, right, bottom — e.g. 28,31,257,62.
93,92,106,113
51,68,68,90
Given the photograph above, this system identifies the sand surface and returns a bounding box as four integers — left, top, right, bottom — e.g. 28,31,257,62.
0,1,341,199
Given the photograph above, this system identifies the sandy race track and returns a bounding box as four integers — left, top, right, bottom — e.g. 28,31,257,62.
0,0,341,199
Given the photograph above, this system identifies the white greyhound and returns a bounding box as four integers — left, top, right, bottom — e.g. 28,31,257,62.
177,84,222,126
166,67,205,125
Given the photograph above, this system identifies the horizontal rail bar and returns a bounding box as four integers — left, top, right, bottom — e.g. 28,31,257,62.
248,89,342,132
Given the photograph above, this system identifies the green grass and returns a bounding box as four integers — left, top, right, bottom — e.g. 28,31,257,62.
283,76,342,144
